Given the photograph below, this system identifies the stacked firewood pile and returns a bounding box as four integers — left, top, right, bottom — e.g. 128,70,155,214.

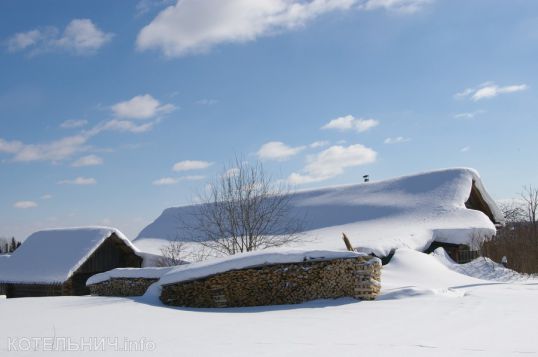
88,277,159,297
160,255,381,308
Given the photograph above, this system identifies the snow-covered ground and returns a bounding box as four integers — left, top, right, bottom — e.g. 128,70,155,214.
1,248,537,356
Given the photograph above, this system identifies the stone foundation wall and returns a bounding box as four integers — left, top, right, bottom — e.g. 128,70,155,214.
88,277,159,297
160,256,381,308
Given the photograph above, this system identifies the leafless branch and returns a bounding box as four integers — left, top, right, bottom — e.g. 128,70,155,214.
187,158,304,255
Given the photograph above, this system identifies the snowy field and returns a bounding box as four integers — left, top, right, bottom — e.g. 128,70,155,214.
1,249,537,356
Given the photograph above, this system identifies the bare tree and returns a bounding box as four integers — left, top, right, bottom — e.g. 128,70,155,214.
498,200,526,224
521,185,538,234
158,239,188,267
190,159,303,255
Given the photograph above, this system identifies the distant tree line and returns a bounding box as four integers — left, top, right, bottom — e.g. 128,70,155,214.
0,237,21,254
479,185,538,274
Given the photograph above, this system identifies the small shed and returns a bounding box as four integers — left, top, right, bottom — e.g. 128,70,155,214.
0,227,142,298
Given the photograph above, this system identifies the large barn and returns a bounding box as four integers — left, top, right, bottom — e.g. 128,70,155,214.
134,168,505,264
0,227,142,298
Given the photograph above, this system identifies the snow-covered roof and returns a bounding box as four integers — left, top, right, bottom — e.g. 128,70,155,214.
135,168,504,257
0,227,139,284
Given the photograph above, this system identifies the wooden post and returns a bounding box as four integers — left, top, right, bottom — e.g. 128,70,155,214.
342,233,354,251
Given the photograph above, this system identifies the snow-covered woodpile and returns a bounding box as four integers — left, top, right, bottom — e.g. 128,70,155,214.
89,277,159,296
87,266,173,296
160,255,381,308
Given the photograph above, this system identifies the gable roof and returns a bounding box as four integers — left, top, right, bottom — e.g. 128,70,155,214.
135,168,504,257
0,227,139,284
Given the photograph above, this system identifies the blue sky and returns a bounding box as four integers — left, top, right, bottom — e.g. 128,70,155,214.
1,0,537,240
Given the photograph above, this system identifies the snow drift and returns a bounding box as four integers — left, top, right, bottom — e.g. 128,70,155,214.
433,247,535,282
135,168,504,257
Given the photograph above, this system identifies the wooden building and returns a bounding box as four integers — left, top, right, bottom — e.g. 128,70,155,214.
423,180,504,264
0,227,142,298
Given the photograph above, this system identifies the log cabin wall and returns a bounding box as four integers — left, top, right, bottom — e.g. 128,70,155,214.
1,283,62,298
465,182,498,226
69,234,142,295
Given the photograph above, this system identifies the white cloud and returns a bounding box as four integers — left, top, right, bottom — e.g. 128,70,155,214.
100,119,156,133
71,154,103,167
173,160,213,171
182,175,206,181
111,94,176,119
136,0,358,57
13,201,38,209
6,19,112,55
58,177,96,185
55,19,114,54
0,138,24,154
460,146,470,153
153,177,178,185
153,175,205,185
384,136,411,144
454,110,485,119
136,0,176,16
455,82,528,101
288,144,377,184
6,29,50,52
310,140,330,148
60,119,88,129
257,141,305,161
322,115,379,133
0,103,165,163
453,88,474,99
41,194,53,200
223,168,240,178
11,134,89,162
358,0,432,13
0,130,113,163
473,84,527,101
